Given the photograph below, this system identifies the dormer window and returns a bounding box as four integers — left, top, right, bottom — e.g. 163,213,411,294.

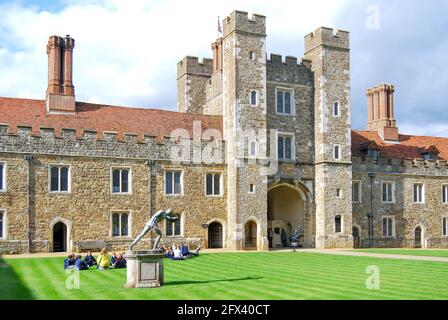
366,149,380,159
360,141,380,160
420,145,439,161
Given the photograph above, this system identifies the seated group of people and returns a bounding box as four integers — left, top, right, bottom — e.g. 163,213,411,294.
162,243,201,260
63,248,127,270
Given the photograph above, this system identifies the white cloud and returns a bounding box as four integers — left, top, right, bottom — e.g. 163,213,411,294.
0,0,348,108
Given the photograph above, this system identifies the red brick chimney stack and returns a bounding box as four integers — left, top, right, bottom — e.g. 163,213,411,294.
366,83,398,142
46,35,76,113
211,38,223,73
63,35,75,95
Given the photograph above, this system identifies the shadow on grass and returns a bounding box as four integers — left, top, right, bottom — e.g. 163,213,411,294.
165,276,262,286
0,256,34,300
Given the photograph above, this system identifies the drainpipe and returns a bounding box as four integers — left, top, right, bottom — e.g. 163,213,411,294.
25,155,34,253
368,172,376,247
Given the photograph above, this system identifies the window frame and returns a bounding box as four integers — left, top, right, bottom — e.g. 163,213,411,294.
249,183,256,194
442,184,448,204
48,165,71,193
381,181,396,204
334,215,343,234
248,140,258,158
166,213,183,237
165,170,184,196
276,132,295,161
442,217,448,237
275,88,295,116
382,216,396,238
205,172,223,197
0,161,6,192
352,180,361,203
333,101,341,117
249,90,258,107
413,183,425,204
110,167,132,195
333,145,341,161
0,210,5,240
110,211,131,238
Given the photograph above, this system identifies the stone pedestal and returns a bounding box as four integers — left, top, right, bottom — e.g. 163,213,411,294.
124,250,165,288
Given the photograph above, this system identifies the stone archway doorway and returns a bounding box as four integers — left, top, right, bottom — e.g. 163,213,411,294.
208,222,223,249
244,221,257,250
415,227,422,248
267,183,309,249
53,222,67,252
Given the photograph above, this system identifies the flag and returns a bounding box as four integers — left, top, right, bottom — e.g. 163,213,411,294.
217,16,222,34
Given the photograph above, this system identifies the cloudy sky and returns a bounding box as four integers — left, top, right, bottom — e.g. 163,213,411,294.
0,0,447,136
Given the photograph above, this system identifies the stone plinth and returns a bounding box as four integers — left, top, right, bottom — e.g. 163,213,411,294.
124,250,165,288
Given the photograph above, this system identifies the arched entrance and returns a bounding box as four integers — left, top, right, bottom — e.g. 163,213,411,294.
353,226,361,248
267,183,309,248
244,221,257,250
415,227,422,248
53,222,67,252
208,222,223,248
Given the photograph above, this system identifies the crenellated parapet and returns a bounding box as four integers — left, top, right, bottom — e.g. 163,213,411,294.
352,155,448,176
0,124,226,163
304,27,350,54
177,56,213,79
266,54,314,86
223,10,266,37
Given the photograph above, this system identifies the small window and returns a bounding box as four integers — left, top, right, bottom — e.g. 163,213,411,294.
166,171,183,195
112,168,130,194
276,89,294,115
249,140,257,157
352,181,361,203
336,189,342,198
382,216,394,237
382,182,395,203
249,51,255,60
0,162,4,191
0,211,4,239
333,102,341,116
249,183,255,194
206,172,221,196
413,183,425,203
442,185,448,204
443,217,448,236
333,145,341,160
112,212,129,237
423,153,438,161
367,149,380,160
278,135,293,160
250,90,258,106
335,215,342,233
50,166,70,192
166,216,181,236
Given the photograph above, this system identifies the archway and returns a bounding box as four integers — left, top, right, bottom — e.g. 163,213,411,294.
244,221,257,250
352,226,361,248
267,183,309,248
53,222,67,252
208,222,223,249
415,226,422,248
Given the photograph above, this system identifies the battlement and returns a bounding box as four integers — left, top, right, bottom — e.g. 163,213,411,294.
177,56,213,79
223,10,266,37
0,123,226,163
304,27,350,54
267,54,300,66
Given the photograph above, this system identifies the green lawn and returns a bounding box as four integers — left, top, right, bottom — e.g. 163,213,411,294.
354,249,448,258
1,252,448,300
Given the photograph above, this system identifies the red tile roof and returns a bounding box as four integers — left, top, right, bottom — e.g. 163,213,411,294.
352,130,448,160
0,97,223,142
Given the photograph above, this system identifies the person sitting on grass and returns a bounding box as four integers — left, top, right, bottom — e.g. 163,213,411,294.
110,252,117,265
112,253,127,268
180,243,201,258
74,255,88,270
64,254,75,269
84,251,97,267
165,246,184,260
97,248,111,270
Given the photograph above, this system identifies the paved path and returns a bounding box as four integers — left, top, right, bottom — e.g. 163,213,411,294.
3,248,448,263
302,249,448,263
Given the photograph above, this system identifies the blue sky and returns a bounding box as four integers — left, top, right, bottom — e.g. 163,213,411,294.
1,0,447,136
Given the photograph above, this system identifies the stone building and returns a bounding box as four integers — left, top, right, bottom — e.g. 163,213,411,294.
1,10,447,253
